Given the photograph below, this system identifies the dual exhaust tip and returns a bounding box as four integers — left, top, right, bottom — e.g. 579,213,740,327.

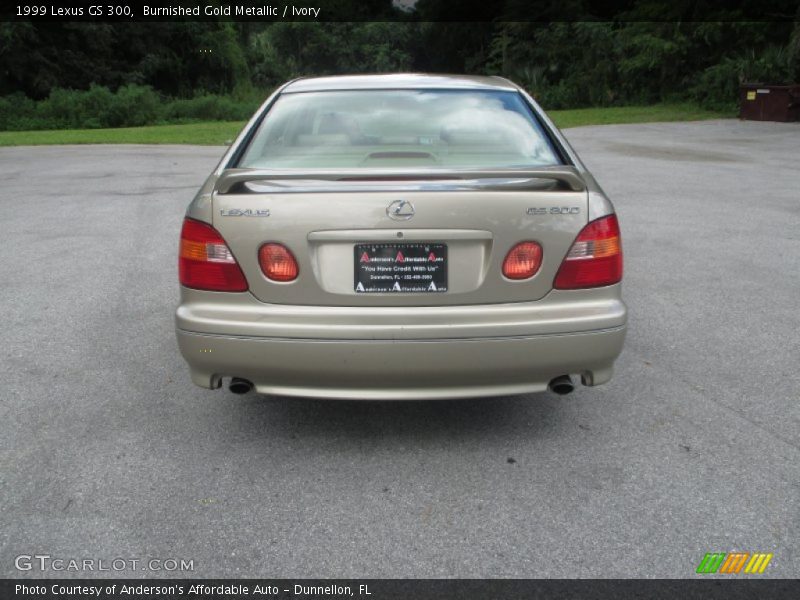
227,375,576,396
228,377,253,395
548,374,575,396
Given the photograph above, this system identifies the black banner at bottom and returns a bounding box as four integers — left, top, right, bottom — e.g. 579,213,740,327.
2,579,799,600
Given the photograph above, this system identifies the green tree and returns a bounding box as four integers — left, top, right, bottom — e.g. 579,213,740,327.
248,22,416,87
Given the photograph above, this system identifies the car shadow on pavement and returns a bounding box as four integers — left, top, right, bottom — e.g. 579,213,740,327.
224,391,566,446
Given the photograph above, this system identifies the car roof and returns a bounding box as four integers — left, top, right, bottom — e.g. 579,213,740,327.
282,73,519,93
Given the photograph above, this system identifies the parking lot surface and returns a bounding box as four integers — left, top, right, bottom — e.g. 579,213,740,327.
1,119,798,577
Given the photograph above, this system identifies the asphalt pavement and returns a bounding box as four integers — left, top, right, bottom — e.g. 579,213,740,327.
1,119,798,578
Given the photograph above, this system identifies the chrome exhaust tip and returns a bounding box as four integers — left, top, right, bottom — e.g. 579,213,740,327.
548,375,574,396
228,377,254,395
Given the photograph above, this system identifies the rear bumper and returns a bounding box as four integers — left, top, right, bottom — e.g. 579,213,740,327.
176,286,627,400
177,327,625,399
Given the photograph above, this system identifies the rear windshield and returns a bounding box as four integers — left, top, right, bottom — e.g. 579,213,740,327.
236,89,561,169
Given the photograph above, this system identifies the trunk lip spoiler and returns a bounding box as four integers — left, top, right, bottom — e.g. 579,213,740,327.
215,166,586,194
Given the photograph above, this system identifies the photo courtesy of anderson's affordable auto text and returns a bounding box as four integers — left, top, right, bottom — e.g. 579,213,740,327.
1,1,798,599
14,583,375,597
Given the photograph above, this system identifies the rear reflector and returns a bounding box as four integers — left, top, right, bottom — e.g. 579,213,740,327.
502,241,543,280
554,214,623,289
259,243,299,282
179,218,248,292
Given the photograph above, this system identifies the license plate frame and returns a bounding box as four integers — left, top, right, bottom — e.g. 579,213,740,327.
354,243,448,293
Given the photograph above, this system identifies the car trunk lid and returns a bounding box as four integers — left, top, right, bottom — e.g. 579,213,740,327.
212,168,588,306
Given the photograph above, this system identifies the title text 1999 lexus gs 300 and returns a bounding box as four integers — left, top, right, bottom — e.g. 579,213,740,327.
175,74,627,400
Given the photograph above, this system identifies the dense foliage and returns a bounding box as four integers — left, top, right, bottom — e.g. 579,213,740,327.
0,85,262,130
1,3,798,130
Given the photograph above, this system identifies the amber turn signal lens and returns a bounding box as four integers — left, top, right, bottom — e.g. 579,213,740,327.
178,218,248,292
554,214,623,289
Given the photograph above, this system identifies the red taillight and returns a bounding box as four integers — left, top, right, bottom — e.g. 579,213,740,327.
502,241,543,280
258,243,299,282
179,218,248,292
554,214,623,289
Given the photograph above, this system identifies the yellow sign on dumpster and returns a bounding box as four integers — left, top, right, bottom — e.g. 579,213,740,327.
746,91,756,100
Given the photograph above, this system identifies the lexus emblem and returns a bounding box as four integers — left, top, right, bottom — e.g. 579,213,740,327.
386,199,415,221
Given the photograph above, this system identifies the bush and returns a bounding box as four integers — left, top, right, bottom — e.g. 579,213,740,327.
691,59,742,112
29,84,159,129
37,85,113,128
692,45,794,111
0,93,37,130
163,94,259,122
103,84,161,127
0,85,267,131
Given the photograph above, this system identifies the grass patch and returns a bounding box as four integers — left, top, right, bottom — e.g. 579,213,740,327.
549,102,733,129
0,103,734,147
0,121,246,146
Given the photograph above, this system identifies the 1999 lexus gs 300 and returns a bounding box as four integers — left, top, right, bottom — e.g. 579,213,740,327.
175,74,627,399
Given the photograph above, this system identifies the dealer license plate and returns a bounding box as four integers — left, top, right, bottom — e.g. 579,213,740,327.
354,243,447,293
